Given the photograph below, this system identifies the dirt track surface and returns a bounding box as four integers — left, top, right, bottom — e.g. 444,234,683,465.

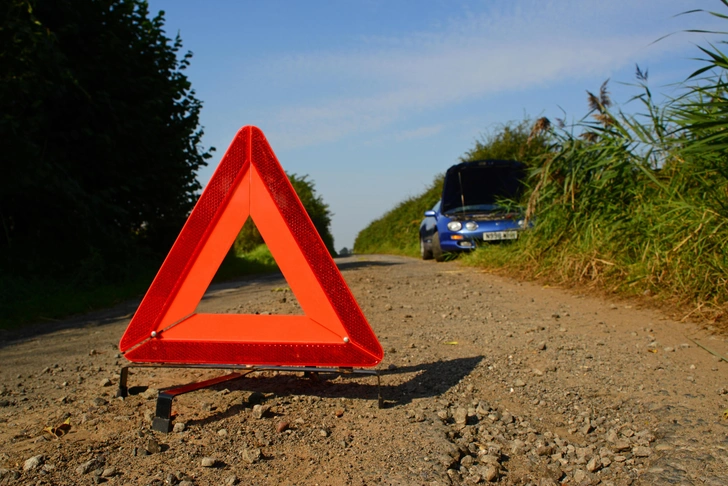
1,254,728,485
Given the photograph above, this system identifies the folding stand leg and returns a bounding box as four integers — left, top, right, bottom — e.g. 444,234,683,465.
116,366,129,398
376,372,383,409
151,372,251,432
116,364,383,432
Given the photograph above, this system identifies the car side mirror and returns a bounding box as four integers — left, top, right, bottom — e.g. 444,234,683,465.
424,210,436,217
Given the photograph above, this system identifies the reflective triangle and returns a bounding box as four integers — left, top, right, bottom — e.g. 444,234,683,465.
119,126,383,367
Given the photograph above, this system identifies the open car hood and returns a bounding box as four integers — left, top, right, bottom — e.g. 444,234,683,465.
441,160,526,215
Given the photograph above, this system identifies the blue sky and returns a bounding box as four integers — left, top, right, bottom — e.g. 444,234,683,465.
147,0,724,251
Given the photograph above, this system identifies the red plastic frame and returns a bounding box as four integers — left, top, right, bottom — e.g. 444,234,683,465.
119,126,383,367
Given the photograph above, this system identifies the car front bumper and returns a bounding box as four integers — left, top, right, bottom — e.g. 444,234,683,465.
438,227,522,252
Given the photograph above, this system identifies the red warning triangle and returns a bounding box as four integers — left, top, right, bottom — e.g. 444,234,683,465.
119,126,383,367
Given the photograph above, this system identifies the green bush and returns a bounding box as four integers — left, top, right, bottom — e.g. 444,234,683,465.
462,119,551,165
231,173,336,256
354,176,443,256
354,119,550,256
214,245,279,282
0,0,211,328
1,0,212,278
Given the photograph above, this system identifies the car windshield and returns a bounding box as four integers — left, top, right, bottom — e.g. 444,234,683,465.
441,162,525,215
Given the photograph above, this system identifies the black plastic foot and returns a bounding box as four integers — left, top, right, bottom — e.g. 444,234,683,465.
151,373,246,433
152,417,173,433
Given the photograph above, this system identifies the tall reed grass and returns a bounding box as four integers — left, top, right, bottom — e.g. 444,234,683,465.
467,17,728,321
355,5,727,321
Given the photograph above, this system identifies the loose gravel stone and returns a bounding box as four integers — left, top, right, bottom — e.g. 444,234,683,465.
252,404,269,419
201,457,216,467
510,439,526,455
23,455,43,471
536,445,553,456
76,458,103,475
481,454,501,466
482,464,499,482
146,438,161,454
633,446,652,457
613,440,631,452
141,388,158,400
242,448,262,464
173,422,186,433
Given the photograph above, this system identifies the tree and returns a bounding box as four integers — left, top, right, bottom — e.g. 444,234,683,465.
231,173,336,256
461,119,551,165
0,0,212,278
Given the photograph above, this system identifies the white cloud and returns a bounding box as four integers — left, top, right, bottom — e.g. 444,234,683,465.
256,0,721,148
394,124,445,142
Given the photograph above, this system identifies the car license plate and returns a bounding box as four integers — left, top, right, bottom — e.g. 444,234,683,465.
483,231,518,241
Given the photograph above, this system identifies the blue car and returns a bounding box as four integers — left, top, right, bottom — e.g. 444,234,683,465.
419,160,527,261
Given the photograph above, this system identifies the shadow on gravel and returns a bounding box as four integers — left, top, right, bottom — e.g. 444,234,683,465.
178,356,483,429
379,356,484,405
333,259,405,272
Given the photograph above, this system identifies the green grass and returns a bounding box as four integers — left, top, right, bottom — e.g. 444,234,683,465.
459,75,728,321
354,176,443,256
213,244,280,282
0,264,157,330
456,86,724,319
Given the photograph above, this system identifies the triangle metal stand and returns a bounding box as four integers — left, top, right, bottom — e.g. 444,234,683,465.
116,363,382,433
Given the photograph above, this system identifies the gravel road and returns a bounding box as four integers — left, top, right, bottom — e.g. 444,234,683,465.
1,254,727,485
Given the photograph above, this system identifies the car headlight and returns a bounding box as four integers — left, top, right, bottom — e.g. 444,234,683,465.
447,221,462,231
464,222,478,231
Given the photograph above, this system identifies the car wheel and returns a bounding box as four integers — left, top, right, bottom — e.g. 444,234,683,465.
420,237,433,260
432,232,445,262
